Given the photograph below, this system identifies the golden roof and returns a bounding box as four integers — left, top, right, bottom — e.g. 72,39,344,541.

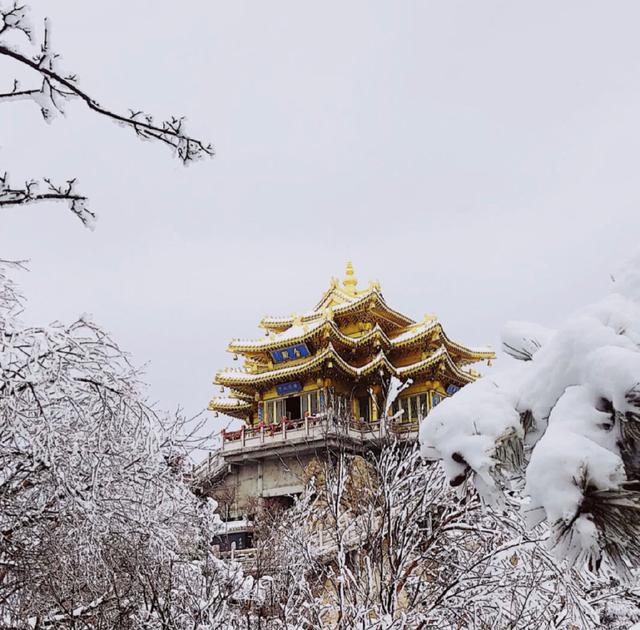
209,263,495,419
259,266,413,332
229,316,493,366
214,343,475,393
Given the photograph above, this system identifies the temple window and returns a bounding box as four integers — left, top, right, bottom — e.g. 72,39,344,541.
418,394,428,417
357,395,371,422
301,390,320,416
339,395,350,418
212,531,253,552
392,392,432,421
409,396,418,420
285,396,301,420
327,392,350,418
266,390,324,423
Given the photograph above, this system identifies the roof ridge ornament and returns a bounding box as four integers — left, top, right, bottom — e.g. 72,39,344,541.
343,261,358,295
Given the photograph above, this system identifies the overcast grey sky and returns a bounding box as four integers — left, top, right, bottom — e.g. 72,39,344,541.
2,1,639,437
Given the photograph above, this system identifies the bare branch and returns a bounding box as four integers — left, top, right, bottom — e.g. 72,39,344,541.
0,172,95,229
0,3,31,40
0,3,214,228
0,21,214,162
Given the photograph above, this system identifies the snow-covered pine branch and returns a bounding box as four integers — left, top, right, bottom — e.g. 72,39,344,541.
0,2,213,227
420,253,640,578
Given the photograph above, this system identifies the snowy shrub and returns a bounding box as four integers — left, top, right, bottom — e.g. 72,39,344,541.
420,254,640,576
251,441,640,629
0,263,253,628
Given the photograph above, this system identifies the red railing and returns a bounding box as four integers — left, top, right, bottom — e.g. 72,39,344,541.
221,414,326,442
220,414,418,445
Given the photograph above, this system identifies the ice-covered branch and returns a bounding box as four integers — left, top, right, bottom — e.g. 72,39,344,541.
254,440,628,627
0,2,214,229
0,3,31,40
0,8,213,162
0,263,253,627
0,173,95,228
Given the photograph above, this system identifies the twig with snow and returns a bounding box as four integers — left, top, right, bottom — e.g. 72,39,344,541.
0,2,213,228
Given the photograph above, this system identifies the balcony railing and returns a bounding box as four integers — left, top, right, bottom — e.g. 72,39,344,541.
192,451,227,482
219,414,418,453
192,415,419,483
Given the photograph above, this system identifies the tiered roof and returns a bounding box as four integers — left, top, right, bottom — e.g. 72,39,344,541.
209,263,494,419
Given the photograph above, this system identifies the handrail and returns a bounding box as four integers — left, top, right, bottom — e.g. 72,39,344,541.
192,451,226,478
218,415,418,451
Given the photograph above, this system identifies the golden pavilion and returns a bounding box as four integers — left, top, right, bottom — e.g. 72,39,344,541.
209,263,494,430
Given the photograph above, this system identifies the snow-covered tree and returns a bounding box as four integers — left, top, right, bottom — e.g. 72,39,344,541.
0,5,241,627
0,1,212,227
421,254,640,577
252,440,634,629
0,263,262,628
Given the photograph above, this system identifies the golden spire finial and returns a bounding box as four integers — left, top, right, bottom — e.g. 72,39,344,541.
343,261,358,294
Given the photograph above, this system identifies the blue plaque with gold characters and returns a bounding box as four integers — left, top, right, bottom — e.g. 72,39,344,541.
271,343,310,364
276,381,303,396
